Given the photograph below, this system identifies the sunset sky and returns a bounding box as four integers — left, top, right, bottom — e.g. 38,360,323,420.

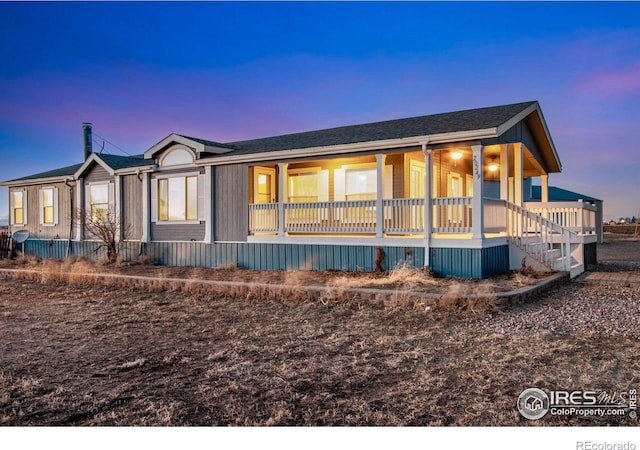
1,2,639,221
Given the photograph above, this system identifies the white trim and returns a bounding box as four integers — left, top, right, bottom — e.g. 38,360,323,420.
203,166,213,243
144,133,233,159
158,145,195,168
246,235,508,249
153,220,201,226
153,171,201,224
73,153,115,179
247,235,424,247
141,172,150,242
194,128,498,167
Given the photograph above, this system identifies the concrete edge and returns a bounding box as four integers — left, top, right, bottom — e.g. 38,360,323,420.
0,268,571,309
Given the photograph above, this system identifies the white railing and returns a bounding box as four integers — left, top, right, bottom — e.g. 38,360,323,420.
525,201,596,235
249,203,278,233
506,201,573,271
286,200,376,233
484,198,507,233
384,198,425,234
432,197,472,233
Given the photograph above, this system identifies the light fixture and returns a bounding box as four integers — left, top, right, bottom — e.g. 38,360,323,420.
450,150,463,167
488,155,499,172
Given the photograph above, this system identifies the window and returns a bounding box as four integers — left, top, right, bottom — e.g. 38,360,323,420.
12,191,25,225
89,183,109,221
160,147,194,167
158,176,198,221
345,168,376,201
41,188,55,225
288,170,318,203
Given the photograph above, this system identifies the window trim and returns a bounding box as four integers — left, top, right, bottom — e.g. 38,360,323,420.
11,190,26,227
39,186,57,226
153,171,202,225
87,182,111,222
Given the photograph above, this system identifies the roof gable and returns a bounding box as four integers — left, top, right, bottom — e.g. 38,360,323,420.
143,133,234,159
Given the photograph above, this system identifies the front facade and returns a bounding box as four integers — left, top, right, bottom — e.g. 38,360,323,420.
2,101,598,277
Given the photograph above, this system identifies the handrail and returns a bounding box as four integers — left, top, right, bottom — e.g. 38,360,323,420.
505,200,576,271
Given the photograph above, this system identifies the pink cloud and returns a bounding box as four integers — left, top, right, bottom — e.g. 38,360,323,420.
576,65,640,98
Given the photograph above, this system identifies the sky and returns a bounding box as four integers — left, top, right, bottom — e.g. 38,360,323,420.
1,1,639,222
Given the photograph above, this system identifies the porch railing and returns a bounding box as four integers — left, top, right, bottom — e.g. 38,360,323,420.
432,197,472,233
506,200,573,271
524,201,596,235
286,200,376,234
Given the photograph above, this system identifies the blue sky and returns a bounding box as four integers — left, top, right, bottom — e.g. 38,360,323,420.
1,1,639,221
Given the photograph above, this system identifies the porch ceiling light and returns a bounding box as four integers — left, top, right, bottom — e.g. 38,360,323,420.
488,156,499,172
450,150,463,160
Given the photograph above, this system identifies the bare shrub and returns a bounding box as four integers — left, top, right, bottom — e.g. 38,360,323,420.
76,207,131,264
438,281,469,311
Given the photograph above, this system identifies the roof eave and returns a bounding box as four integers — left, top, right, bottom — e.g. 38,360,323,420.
496,101,562,173
73,153,115,179
0,175,76,187
195,127,498,166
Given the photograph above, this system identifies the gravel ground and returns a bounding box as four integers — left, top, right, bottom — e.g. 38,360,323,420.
472,233,640,338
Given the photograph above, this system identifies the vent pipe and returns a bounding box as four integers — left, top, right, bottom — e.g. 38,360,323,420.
82,122,93,161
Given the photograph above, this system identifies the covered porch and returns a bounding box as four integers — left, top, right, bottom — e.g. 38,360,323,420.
247,142,593,241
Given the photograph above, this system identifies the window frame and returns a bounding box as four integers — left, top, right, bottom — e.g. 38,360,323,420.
155,173,200,224
88,182,110,222
12,190,26,226
40,187,56,226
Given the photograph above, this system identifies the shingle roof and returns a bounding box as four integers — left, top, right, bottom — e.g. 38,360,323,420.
531,186,601,203
5,163,83,182
97,153,150,170
221,101,537,155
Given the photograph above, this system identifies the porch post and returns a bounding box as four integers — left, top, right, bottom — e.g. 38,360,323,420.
277,163,288,237
472,144,485,239
75,177,84,241
500,144,510,201
541,174,549,203
204,166,213,243
422,144,432,268
375,154,385,238
514,142,524,206
141,172,150,243
115,174,123,242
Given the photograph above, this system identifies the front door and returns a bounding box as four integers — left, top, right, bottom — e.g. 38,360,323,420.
254,167,276,203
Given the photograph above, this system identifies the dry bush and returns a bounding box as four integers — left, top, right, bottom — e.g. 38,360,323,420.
438,281,469,311
510,272,536,288
328,260,435,291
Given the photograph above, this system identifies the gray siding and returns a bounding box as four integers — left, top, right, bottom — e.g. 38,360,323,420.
84,163,112,183
122,174,142,240
151,223,205,241
215,164,249,242
9,182,73,240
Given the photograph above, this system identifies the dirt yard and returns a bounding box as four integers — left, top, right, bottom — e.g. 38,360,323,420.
0,236,639,426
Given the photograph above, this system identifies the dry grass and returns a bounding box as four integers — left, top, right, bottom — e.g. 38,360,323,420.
0,277,638,426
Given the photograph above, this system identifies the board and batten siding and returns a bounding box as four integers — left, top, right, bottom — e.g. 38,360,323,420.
122,174,142,240
84,163,112,183
9,182,73,240
215,164,249,242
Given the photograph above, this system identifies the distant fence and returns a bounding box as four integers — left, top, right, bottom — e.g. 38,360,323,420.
0,232,11,259
603,225,638,235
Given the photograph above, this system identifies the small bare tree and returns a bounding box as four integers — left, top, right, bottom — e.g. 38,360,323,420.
77,207,130,264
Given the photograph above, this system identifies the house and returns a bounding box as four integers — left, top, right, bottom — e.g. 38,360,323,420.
1,101,598,278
